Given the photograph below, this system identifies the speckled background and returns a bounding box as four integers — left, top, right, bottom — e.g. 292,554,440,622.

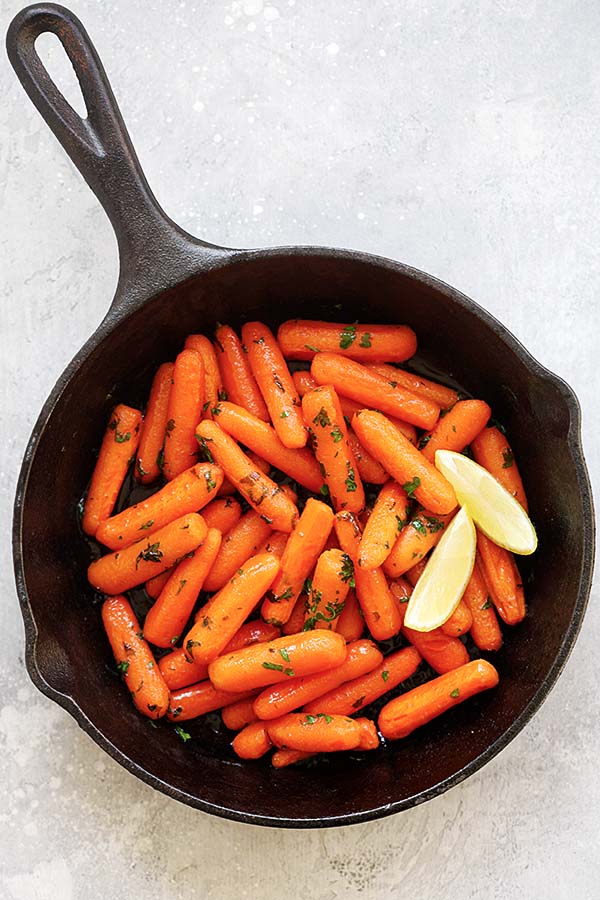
1,1,599,897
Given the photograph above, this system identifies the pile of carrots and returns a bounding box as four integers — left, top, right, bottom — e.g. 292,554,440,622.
82,319,528,765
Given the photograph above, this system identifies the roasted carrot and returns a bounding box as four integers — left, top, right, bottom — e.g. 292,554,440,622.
383,510,453,578
356,718,380,750
352,410,457,515
462,558,503,652
282,595,308,636
366,363,459,409
200,496,242,534
214,324,269,421
88,513,207,594
143,528,222,648
346,430,390,485
471,425,529,511
208,631,347,693
242,322,306,448
145,569,172,599
163,349,205,480
167,681,254,722
221,696,259,730
358,482,410,570
336,590,364,642
303,549,352,631
391,580,470,674
102,595,169,719
136,363,173,484
185,334,223,419
267,712,362,752
312,353,440,430
196,420,298,532
95,462,223,550
82,404,142,536
440,601,473,637
278,320,417,363
378,659,499,740
420,399,491,462
477,531,526,625
261,498,334,626
232,721,273,759
203,510,273,592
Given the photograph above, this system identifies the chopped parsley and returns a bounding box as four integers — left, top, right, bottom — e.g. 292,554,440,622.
135,542,163,568
331,425,344,443
381,670,389,682
136,459,148,478
205,471,218,491
280,410,290,418
450,688,460,699
175,579,187,596
196,434,214,463
262,662,284,672
402,476,421,499
313,407,331,428
359,332,372,348
339,324,357,350
139,520,154,530
114,431,131,443
481,597,493,610
502,448,514,468
279,648,291,663
418,434,432,450
166,418,175,433
340,553,355,588
319,484,330,497
174,726,192,742
116,660,129,677
304,344,321,353
345,465,358,493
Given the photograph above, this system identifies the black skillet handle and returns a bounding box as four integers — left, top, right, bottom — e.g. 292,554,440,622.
6,4,228,309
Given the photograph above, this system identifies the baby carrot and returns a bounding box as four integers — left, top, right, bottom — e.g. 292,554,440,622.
253,640,382,720
221,696,259,730
352,409,457,515
462,558,503,652
347,430,390,485
214,324,269,421
82,404,142,536
471,425,529,511
378,659,499,740
282,595,308,636
271,749,312,768
201,496,242,534
420,399,491,462
102,595,169,719
208,631,347,693
167,681,255,722
405,557,428,586
242,322,306,448
366,363,459,409
145,569,171,599
212,402,323,492
135,363,173,484
334,511,402,641
383,510,453,578
163,349,205,481
261,498,334,626
185,334,223,419
302,385,365,514
267,712,362,752
256,531,289,559
232,721,273,759
143,528,222,648
196,420,298,532
358,482,410,570
88,513,207,594
440,601,473,637
336,590,364,642
311,353,440,430
95,462,223,550
304,549,352,631
203,510,273,592
184,553,280,665
391,580,469,674
356,718,380,750
337,395,418,445
477,531,526,625
292,369,318,396
278,320,417,363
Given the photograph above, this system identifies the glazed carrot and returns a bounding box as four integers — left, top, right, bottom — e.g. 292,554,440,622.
302,385,365,514
196,420,298,532
208,631,347,693
212,402,323,492
256,531,289,558
303,646,421,716
352,410,457,515
203,510,273,592
440,601,473,637
462,558,503,652
232,721,273,759
278,320,417,363
145,569,171,599
82,404,142,536
143,528,222,648
95,462,223,550
163,349,205,480
356,718,380,750
420,399,491,462
471,425,529,511
167,680,255,722
213,452,269,499
405,557,428,586
221,697,259,730
88,513,207,594
292,369,318,396
184,553,280,665
358,482,410,570
282,595,308,636
383,510,453,578
261,498,334,626
201,496,242,534
135,363,173,484
378,660,499,740
242,322,306,448
312,353,439,430
334,511,402,641
477,531,526,625
253,640,382,720
336,591,364,642
185,334,223,418
391,580,469,674
367,363,459,409
246,450,271,475
304,549,352,631
336,395,418,445
267,712,362,752
102,595,169,719
214,324,269,421
271,748,311,768
346,430,389,485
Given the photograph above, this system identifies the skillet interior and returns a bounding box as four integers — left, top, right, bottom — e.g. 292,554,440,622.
16,249,593,826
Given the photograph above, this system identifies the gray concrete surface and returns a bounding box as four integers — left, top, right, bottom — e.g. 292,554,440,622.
1,1,599,897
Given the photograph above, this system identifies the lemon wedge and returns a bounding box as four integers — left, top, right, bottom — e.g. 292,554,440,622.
403,506,476,632
435,449,537,555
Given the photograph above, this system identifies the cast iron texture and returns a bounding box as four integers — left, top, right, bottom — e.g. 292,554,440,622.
7,3,595,828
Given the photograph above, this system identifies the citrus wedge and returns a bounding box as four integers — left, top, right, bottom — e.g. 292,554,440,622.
434,449,537,555
403,506,476,632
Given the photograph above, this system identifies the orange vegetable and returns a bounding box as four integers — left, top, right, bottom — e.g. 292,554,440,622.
336,395,418,445
366,363,459,409
358,482,410,570
203,510,273,592
102,595,169,719
352,410,457,515
278,320,417,363
256,531,289,558
95,462,223,550
304,549,352,631
271,748,311,768
292,369,318,396
356,718,380,750
383,510,453,578
221,697,259,730
242,322,306,448
282,595,307,636
201,496,242,534
231,721,273,759
471,426,529,511
477,531,526,625
462,558,503,652
163,349,205,480
88,513,207,594
267,712,362,752
378,660,499,740
421,399,491,462
405,557,428,586
336,590,364,642
82,404,142,536
167,680,254,722
391,580,469,674
440,600,473,637
145,569,171,599
196,420,298,532
311,353,440,430
346,430,390,485
135,363,173,484
208,631,347,693
185,334,223,419
214,324,269,421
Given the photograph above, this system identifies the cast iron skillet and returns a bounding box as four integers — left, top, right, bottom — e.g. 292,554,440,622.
7,3,594,828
